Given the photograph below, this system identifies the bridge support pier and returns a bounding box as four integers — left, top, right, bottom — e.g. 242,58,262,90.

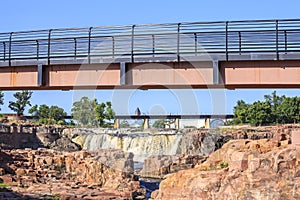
114,119,120,129
174,118,180,129
143,118,150,129
205,118,210,129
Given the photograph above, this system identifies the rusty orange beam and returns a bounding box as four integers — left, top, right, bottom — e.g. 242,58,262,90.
0,60,299,90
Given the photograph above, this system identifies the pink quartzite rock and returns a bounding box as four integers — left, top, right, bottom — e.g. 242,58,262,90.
152,138,300,200
292,130,300,146
0,148,145,199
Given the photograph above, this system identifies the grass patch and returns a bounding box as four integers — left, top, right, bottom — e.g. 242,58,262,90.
219,161,229,168
0,183,11,187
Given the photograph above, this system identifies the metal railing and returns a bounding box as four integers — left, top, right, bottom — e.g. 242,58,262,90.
1,19,300,65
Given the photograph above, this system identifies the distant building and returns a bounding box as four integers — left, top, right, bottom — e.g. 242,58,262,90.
135,107,141,116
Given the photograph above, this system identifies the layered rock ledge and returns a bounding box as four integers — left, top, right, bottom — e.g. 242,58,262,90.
0,148,145,199
151,131,300,200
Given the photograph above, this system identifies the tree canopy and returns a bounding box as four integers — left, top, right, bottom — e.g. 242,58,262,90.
71,97,115,127
152,119,166,128
29,104,67,124
231,91,300,126
8,91,33,115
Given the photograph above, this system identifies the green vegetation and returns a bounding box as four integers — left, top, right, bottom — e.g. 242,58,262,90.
71,97,115,127
8,91,32,116
152,119,166,128
219,161,229,168
29,104,67,125
230,91,300,126
120,120,130,128
95,101,114,127
0,183,10,187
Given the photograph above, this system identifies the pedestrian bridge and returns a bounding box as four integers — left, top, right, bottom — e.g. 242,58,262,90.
0,19,300,90
114,114,234,129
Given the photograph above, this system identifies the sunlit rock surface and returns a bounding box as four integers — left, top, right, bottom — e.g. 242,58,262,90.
151,127,300,200
0,148,145,199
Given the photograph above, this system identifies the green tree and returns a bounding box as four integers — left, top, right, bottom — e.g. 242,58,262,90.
120,120,130,128
152,119,166,128
105,101,115,121
231,91,300,126
278,97,300,124
233,100,250,124
95,102,106,127
49,105,67,122
95,101,115,127
29,104,66,124
264,91,285,124
0,91,4,111
28,104,38,117
71,97,98,126
8,91,33,115
247,101,272,126
72,97,115,127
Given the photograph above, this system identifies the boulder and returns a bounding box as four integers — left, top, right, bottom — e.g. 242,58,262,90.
176,131,227,155
140,154,206,179
92,149,134,174
50,137,81,152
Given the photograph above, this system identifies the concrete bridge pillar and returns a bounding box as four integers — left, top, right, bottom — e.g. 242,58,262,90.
143,118,150,129
174,118,180,129
114,119,120,129
205,118,210,129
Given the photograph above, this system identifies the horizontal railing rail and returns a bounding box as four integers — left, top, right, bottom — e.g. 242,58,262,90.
1,19,300,65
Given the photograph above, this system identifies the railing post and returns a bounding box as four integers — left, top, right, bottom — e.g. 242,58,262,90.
225,21,228,61
36,40,39,60
47,29,52,65
194,33,198,56
74,38,77,59
238,31,242,55
284,30,287,54
152,34,155,58
112,36,115,59
8,32,13,67
131,25,135,63
275,20,279,60
177,23,181,62
88,27,93,64
3,42,5,61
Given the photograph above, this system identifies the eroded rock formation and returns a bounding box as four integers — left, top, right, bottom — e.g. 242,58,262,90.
0,148,145,199
151,128,300,200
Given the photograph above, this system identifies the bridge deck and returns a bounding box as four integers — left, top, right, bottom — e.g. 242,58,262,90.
0,19,300,90
115,115,234,119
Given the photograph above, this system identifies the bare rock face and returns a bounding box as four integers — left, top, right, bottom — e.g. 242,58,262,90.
140,154,206,179
152,137,300,200
0,148,144,199
50,137,81,152
176,131,227,155
93,149,134,174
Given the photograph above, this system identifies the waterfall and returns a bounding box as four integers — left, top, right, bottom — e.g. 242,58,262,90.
73,133,183,162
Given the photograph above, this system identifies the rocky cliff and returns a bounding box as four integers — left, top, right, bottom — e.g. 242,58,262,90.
0,148,145,199
151,128,300,200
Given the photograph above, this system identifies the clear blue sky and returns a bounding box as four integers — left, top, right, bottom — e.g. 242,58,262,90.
0,0,299,115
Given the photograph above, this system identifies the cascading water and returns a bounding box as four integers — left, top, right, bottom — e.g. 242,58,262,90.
73,132,183,162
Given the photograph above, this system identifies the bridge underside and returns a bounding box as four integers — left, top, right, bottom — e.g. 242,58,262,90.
0,59,299,90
